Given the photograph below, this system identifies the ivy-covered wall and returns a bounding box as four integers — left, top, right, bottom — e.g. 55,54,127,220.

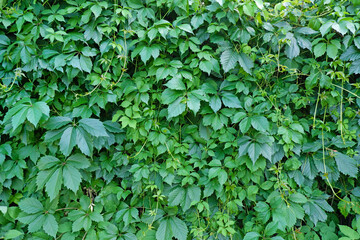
1,0,360,239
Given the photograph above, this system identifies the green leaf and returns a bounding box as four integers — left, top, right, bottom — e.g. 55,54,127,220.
168,187,185,206
156,218,172,240
339,225,360,239
4,229,23,239
314,43,326,58
349,60,360,75
11,107,28,130
161,89,183,104
140,46,152,64
169,216,188,240
303,201,327,225
67,154,91,169
209,95,222,112
185,186,201,208
285,36,300,59
341,46,360,61
199,60,213,75
319,21,334,36
43,214,58,238
76,127,93,156
218,169,228,185
18,198,43,214
63,164,82,193
80,55,92,73
208,167,222,179
220,49,238,73
37,156,61,170
251,116,269,132
238,52,254,74
248,142,262,164
79,118,108,137
243,3,254,17
222,92,241,108
168,97,186,118
327,44,338,59
334,152,358,177
28,214,46,232
90,4,102,18
45,168,63,200
72,215,85,232
289,193,307,203
243,232,260,240
187,93,201,114
165,76,186,90
44,116,72,130
60,127,77,156
26,102,50,127
178,24,193,34
240,117,251,133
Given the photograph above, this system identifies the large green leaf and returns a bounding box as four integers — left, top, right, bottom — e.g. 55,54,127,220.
168,187,186,207
45,168,63,200
221,92,241,108
63,164,82,192
43,214,58,237
169,217,188,240
251,116,269,132
220,49,238,72
167,97,186,118
60,127,77,156
238,52,254,74
334,152,358,177
79,118,108,137
18,198,43,214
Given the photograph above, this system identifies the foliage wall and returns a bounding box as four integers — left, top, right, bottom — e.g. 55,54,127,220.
1,0,360,239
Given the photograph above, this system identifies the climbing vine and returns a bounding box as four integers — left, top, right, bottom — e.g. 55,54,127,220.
1,0,360,239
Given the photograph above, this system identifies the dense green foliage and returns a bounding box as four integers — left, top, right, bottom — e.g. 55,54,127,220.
1,0,360,239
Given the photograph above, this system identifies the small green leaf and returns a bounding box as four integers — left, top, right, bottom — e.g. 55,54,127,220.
76,127,93,156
